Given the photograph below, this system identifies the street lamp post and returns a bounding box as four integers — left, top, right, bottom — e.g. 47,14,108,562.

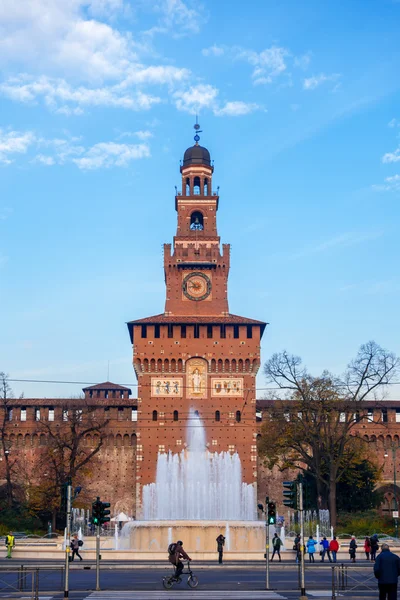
384,444,398,538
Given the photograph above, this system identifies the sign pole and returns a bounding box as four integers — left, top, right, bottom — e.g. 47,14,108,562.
64,478,72,598
299,479,307,600
96,524,101,591
265,496,270,590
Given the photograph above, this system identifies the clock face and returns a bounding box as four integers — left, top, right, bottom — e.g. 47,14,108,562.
182,272,212,301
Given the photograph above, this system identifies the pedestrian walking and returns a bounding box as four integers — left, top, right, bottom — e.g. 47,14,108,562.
70,534,83,561
216,534,225,564
307,536,316,563
320,536,331,562
364,536,371,560
374,542,400,600
293,534,301,563
349,536,357,563
329,536,339,563
5,532,15,559
371,534,379,562
271,533,282,562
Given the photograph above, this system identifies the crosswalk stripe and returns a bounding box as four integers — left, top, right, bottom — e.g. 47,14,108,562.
85,592,287,599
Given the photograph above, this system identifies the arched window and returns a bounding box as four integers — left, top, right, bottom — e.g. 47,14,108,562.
152,410,158,422
173,410,179,421
193,176,201,195
215,410,220,422
186,177,190,196
204,178,208,195
190,211,204,230
236,410,241,423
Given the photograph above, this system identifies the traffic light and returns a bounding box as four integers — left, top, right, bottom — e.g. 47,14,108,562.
92,497,102,526
283,480,298,509
267,501,276,525
99,501,111,525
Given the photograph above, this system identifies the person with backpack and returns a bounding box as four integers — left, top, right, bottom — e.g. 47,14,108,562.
374,542,400,600
5,532,15,559
216,534,225,564
371,534,379,562
70,534,83,561
168,540,191,580
271,533,282,562
349,536,357,563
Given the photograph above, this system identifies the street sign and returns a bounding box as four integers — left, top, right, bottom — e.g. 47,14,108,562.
393,511,398,518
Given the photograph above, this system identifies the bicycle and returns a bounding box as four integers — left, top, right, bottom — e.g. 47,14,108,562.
162,560,199,589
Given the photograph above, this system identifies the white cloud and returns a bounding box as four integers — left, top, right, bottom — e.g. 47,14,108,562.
235,46,289,85
382,147,400,163
0,1,137,82
174,84,219,113
119,64,189,87
146,0,207,36
373,174,400,192
72,141,150,169
388,118,400,128
202,44,224,57
0,129,36,164
0,128,151,170
215,101,260,117
0,75,161,112
303,73,341,90
294,52,311,70
34,155,56,166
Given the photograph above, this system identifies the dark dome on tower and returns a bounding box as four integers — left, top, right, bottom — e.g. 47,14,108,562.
183,144,211,167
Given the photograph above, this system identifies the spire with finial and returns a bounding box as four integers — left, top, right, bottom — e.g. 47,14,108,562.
193,115,202,146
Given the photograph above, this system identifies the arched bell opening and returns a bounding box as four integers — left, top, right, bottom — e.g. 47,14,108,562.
190,211,204,231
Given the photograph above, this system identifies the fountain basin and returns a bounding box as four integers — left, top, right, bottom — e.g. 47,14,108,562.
121,520,267,556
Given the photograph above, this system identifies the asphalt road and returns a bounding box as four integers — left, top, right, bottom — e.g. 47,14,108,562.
0,560,382,599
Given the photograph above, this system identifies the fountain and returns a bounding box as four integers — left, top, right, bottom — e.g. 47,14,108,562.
122,410,265,557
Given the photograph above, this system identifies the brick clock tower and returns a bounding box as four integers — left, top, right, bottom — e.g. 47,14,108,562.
127,125,267,515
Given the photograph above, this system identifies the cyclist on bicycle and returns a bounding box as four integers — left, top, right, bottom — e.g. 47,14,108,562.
168,540,192,580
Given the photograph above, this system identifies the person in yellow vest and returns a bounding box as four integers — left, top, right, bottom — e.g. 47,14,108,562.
6,532,15,559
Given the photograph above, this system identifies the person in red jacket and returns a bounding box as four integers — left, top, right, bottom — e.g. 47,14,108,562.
329,536,339,563
364,536,372,561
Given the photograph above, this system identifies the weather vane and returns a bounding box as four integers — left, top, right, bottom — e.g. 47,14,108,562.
194,114,202,145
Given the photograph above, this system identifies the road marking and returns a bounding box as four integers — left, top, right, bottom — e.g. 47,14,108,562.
85,592,287,599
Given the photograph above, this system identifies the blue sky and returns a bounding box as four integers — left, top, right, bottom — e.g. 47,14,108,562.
1,0,399,399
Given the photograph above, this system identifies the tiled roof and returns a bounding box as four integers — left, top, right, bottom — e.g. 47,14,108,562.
82,381,132,392
5,398,137,407
127,313,267,342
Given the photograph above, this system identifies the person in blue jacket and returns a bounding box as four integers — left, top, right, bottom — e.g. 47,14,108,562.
374,543,400,600
306,536,316,563
320,536,331,562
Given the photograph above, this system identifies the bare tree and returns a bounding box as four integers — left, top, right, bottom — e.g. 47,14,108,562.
32,399,110,528
259,341,399,528
0,372,17,508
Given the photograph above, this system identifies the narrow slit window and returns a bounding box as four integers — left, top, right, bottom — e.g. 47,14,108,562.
215,410,220,422
152,410,158,422
233,325,239,339
154,325,160,338
236,410,241,423
168,324,173,338
220,325,226,339
246,325,252,339
173,410,179,421
181,325,186,338
207,325,213,338
194,324,200,338
141,325,147,338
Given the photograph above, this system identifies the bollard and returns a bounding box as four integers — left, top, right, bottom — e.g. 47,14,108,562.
331,566,336,600
35,568,39,600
